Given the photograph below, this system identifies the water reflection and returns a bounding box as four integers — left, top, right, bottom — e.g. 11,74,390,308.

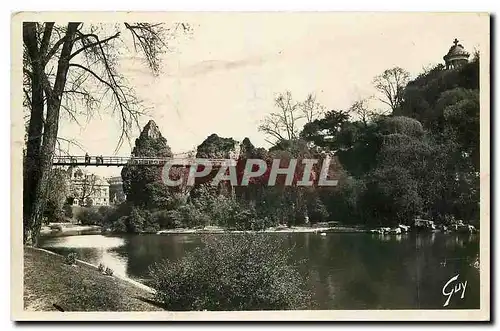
40,232,480,310
40,235,129,276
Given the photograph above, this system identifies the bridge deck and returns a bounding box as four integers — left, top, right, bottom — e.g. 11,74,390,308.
52,156,235,167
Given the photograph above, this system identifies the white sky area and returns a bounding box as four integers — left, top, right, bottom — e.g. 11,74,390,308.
56,13,487,177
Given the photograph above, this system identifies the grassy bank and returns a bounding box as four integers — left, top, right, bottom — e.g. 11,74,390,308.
23,247,163,311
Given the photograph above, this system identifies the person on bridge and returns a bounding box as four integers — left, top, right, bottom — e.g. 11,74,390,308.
85,153,90,164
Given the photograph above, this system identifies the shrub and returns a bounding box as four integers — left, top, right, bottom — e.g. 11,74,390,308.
126,208,145,233
98,263,105,272
111,216,128,233
150,234,310,311
191,189,273,230
63,204,73,219
228,206,274,231
143,222,160,233
64,252,78,265
166,192,188,210
151,209,180,229
140,209,161,233
97,206,115,222
77,207,103,225
307,197,329,223
170,204,210,228
99,203,131,231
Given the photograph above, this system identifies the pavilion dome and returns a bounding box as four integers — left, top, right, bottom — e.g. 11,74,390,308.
445,43,469,58
443,39,470,69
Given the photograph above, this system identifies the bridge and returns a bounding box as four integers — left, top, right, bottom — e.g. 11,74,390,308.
52,155,236,167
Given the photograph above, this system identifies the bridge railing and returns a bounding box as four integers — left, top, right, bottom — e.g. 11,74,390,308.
52,155,236,167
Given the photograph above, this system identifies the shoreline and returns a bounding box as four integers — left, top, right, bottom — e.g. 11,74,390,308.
155,226,367,234
41,224,370,237
40,223,476,238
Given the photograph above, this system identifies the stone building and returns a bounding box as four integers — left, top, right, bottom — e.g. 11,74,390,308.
67,167,110,206
443,38,470,70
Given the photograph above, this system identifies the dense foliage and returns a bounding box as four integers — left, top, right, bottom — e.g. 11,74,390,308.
149,234,310,310
121,120,174,209
77,56,479,232
44,169,71,223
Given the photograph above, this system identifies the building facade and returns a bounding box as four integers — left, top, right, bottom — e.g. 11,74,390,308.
67,167,110,206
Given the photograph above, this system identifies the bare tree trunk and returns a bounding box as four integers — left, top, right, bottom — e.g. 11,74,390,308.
22,23,45,243
26,23,80,246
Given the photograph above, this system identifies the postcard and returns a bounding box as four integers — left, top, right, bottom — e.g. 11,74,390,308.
11,11,490,321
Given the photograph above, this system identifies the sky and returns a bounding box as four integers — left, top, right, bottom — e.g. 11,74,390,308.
56,12,488,177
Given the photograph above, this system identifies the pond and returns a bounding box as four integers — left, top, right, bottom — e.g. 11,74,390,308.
39,232,480,310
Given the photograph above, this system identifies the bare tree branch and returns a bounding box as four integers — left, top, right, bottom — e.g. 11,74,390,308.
43,26,77,66
300,93,325,123
55,136,86,156
69,32,121,60
259,91,323,145
373,67,410,113
124,22,190,75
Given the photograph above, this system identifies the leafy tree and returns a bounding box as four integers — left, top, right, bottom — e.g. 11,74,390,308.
306,196,329,223
44,168,70,222
359,166,422,226
399,57,479,132
249,139,339,226
335,121,384,178
63,204,73,219
126,207,146,233
300,105,384,178
396,56,480,223
439,88,480,171
23,22,190,245
320,175,364,223
301,109,352,149
112,216,128,233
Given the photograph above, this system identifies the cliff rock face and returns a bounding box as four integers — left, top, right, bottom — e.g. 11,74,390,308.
131,120,172,158
140,120,162,140
196,134,239,159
